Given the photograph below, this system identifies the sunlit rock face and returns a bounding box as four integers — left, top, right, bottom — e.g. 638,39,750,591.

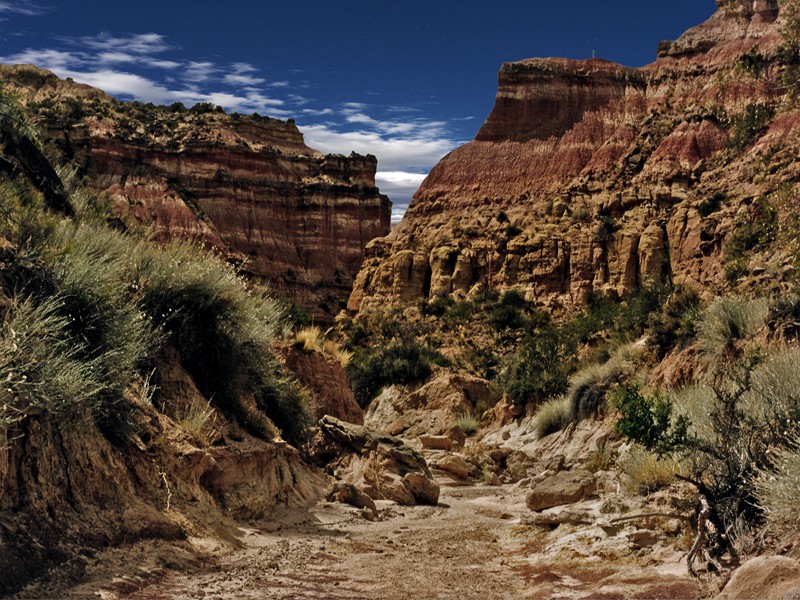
349,2,797,315
0,63,391,322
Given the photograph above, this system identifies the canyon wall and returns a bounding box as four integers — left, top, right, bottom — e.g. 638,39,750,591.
349,0,798,315
0,64,391,321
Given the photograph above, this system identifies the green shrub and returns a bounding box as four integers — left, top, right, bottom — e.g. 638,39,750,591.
596,215,620,241
698,192,727,217
134,240,309,444
460,346,500,380
0,297,105,427
532,396,571,438
614,346,800,552
613,384,682,453
488,289,529,331
724,199,777,281
568,347,635,422
503,324,573,406
348,340,446,408
422,294,454,317
647,286,700,358
727,103,774,150
45,224,158,406
504,224,522,238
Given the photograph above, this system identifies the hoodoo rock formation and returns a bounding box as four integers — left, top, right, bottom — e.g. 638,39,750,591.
0,64,391,321
349,0,796,314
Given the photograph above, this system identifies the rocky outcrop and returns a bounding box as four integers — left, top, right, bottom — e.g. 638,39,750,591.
0,64,391,322
279,345,364,425
349,1,796,314
317,415,440,506
365,371,494,438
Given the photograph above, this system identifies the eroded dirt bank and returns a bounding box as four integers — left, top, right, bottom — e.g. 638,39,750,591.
26,479,705,600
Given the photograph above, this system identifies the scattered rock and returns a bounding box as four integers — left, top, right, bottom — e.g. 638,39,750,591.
402,473,440,505
526,469,597,511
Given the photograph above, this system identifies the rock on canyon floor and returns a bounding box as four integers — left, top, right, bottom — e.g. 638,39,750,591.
27,479,705,600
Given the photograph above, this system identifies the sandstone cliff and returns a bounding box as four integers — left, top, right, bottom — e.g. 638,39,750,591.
349,0,798,314
0,64,391,322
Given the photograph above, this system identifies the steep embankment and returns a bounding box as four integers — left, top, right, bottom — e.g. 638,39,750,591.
349,0,797,314
0,64,391,322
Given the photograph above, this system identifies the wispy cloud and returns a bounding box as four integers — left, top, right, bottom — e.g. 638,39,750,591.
78,32,170,54
0,1,50,16
1,33,291,114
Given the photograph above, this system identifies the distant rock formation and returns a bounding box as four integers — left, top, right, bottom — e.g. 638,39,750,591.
349,0,795,314
0,64,391,322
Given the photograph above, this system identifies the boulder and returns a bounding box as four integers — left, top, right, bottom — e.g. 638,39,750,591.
325,482,377,515
420,435,453,451
717,556,800,600
526,469,597,511
318,416,439,506
433,454,471,480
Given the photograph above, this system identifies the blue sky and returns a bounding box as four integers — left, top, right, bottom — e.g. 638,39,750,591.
0,1,717,222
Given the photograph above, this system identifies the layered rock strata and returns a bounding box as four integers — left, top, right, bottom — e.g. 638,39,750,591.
349,0,797,314
0,64,391,321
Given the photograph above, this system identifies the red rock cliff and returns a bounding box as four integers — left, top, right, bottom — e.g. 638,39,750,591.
349,0,798,314
0,64,391,322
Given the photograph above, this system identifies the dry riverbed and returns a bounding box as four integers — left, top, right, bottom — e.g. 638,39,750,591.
17,480,706,599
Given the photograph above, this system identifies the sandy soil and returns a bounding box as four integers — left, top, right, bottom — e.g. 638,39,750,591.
17,479,706,600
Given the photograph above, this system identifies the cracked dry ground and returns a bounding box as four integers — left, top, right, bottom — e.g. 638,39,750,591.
50,481,705,600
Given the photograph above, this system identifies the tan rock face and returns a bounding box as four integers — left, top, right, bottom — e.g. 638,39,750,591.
0,64,391,323
349,4,796,315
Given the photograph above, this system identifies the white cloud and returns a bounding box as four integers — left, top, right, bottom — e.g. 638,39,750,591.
184,61,215,83
1,34,291,114
0,1,48,16
303,124,458,172
376,171,428,222
4,48,74,70
224,72,265,86
80,33,170,55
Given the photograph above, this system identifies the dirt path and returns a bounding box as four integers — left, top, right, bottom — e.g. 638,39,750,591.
119,483,529,600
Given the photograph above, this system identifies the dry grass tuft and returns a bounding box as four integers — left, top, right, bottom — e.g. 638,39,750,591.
295,326,324,353
622,447,683,495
